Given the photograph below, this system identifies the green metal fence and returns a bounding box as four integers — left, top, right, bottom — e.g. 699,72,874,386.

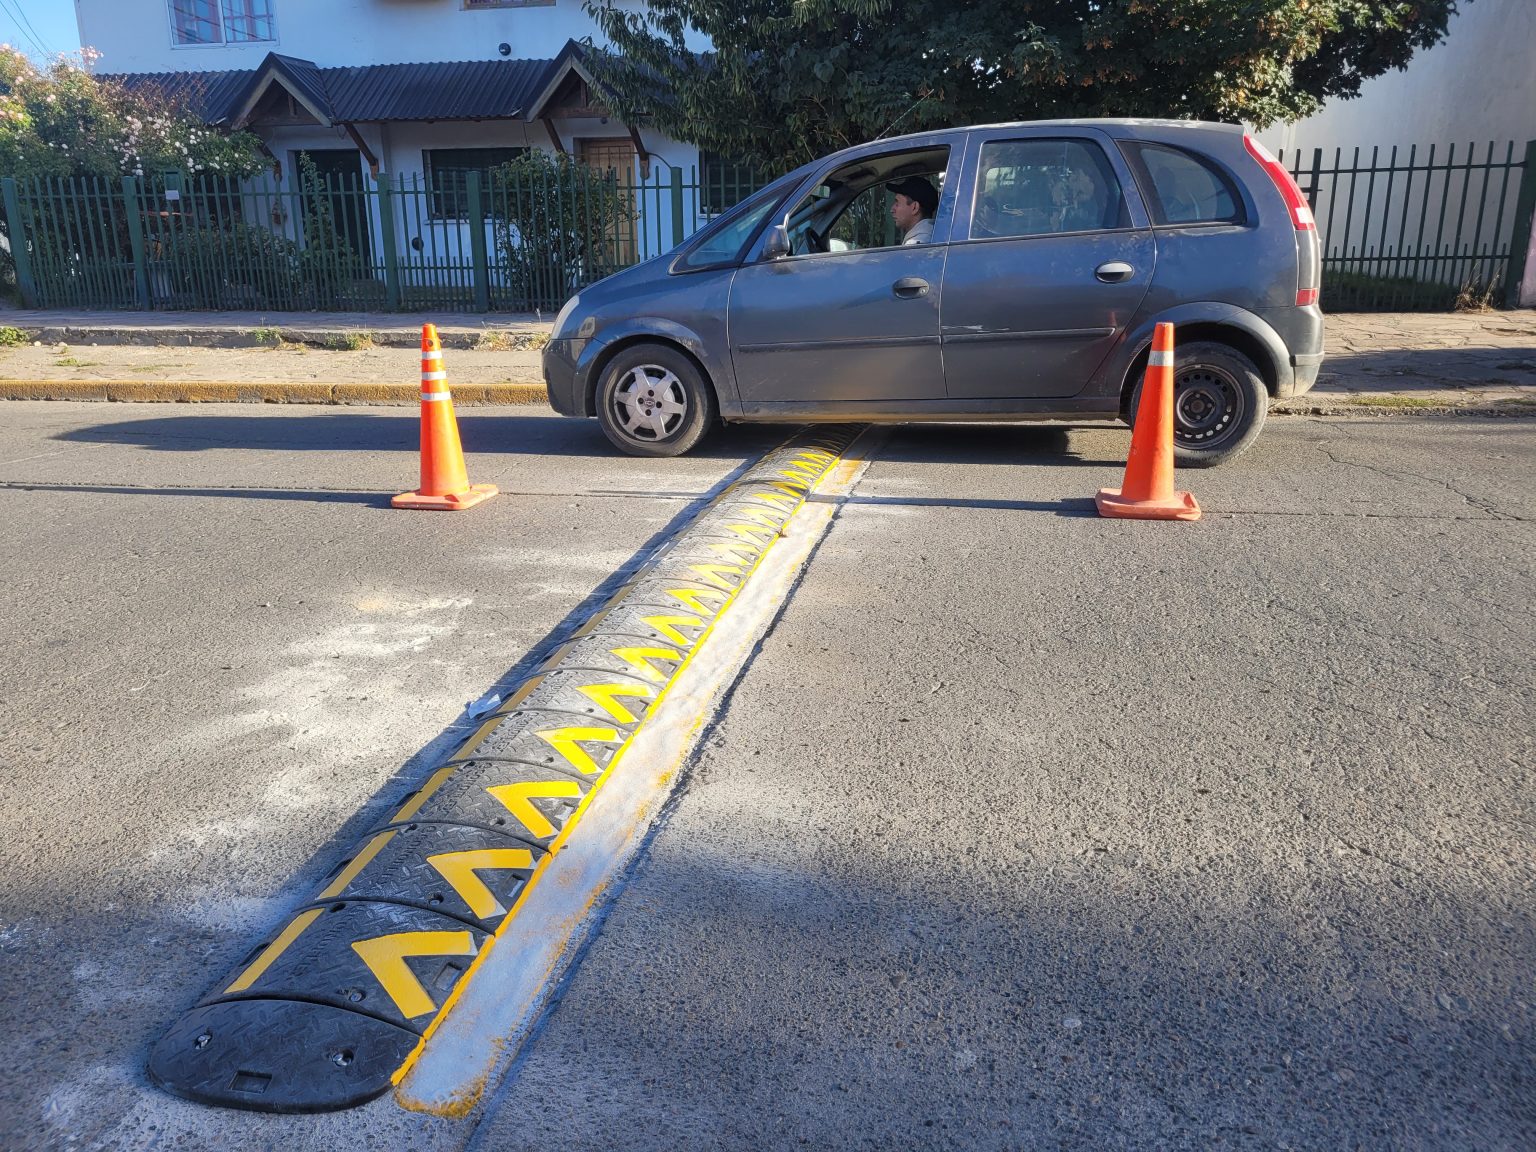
1282,139,1535,311
0,161,766,313
5,143,1532,313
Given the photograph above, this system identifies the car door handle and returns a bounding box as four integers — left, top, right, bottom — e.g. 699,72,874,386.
892,277,930,298
1095,261,1135,283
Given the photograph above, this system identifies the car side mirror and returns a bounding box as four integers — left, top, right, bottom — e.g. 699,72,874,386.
762,225,791,261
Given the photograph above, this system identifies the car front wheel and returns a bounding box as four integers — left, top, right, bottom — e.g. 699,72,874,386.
1129,340,1268,468
595,344,717,458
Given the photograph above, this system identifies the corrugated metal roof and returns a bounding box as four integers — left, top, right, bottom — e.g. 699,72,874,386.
105,52,557,125
109,68,255,124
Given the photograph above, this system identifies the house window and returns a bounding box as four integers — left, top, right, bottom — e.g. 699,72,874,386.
169,1,276,46
425,147,528,219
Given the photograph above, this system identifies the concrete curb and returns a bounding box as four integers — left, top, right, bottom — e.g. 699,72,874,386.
1270,398,1536,418
0,380,549,405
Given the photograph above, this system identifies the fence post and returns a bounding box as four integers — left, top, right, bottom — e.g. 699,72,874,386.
1,177,38,307
374,172,402,311
1506,139,1536,308
466,171,490,312
670,166,684,250
120,175,151,310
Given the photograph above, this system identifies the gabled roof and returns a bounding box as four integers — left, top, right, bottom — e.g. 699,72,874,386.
523,38,606,121
106,47,562,125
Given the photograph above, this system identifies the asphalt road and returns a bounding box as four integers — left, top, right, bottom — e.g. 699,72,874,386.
1,404,1531,1149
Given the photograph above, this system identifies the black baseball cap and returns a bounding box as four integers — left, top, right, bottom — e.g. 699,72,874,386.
886,175,938,216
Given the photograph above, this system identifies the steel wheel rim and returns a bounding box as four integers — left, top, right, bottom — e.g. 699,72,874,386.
612,364,688,442
1173,365,1242,445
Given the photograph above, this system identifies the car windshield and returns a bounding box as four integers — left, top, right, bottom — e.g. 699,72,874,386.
674,171,802,271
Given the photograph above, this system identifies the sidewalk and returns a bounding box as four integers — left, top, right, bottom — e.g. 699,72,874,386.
1,306,1532,411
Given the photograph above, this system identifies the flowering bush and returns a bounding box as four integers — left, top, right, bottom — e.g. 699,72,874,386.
0,46,265,181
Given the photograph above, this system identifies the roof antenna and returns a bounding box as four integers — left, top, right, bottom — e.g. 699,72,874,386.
873,91,929,141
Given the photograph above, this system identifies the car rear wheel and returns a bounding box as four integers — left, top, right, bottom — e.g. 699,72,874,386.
595,344,717,458
1129,340,1268,468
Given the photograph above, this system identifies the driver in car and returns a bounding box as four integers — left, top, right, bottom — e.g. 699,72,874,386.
887,176,938,245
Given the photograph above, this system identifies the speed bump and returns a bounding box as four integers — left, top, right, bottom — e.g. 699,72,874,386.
148,428,861,1112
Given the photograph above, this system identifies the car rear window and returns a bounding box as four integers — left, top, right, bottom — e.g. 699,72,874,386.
970,138,1129,239
1123,142,1243,226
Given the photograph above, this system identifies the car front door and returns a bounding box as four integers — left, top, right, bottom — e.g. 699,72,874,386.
727,144,953,407
941,128,1154,399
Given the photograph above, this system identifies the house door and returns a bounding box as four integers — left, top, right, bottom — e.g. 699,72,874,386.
297,149,372,268
577,138,638,264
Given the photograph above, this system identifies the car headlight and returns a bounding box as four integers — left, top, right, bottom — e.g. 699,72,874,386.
552,294,582,339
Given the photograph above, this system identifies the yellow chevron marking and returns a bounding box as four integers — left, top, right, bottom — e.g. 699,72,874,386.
486,779,584,839
706,541,760,565
425,848,536,920
752,489,798,508
688,563,743,591
317,829,399,900
723,522,777,544
773,472,811,491
736,506,788,528
351,930,479,1019
666,586,725,615
224,908,324,994
610,645,682,683
536,725,622,775
576,681,656,723
641,614,704,649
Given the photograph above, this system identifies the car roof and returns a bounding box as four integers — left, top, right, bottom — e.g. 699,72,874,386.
847,117,1244,154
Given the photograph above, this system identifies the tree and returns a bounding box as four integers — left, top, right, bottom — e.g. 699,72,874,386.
582,0,1467,171
0,47,265,181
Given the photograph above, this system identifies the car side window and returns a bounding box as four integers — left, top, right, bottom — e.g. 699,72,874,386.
1124,142,1242,226
777,145,950,258
970,138,1129,240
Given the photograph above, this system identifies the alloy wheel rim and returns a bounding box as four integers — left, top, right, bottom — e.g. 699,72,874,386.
613,365,688,441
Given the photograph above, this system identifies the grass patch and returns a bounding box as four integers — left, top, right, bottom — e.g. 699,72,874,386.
250,326,285,347
1349,394,1439,409
321,330,374,351
1496,396,1536,407
128,364,181,374
475,329,550,352
55,356,100,368
0,325,30,347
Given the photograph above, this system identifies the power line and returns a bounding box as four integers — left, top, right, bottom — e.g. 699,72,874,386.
0,0,53,59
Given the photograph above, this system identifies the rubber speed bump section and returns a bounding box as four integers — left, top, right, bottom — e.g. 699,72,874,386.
148,427,861,1113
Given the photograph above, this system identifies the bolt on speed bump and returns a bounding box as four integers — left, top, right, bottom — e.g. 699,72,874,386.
147,427,862,1113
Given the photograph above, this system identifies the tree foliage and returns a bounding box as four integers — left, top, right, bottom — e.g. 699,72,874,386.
583,0,1466,170
0,47,265,181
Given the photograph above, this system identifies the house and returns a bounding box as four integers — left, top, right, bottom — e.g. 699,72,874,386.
72,0,734,296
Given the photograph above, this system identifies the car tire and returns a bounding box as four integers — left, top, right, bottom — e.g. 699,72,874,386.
594,344,717,458
1129,340,1268,468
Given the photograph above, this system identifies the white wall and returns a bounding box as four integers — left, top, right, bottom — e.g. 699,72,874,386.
1255,0,1536,158
76,0,706,73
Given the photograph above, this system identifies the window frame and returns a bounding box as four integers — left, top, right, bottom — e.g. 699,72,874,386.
423,146,530,222
962,134,1135,244
167,0,278,49
1117,140,1248,229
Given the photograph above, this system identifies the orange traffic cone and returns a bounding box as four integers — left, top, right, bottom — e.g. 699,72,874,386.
1096,322,1201,522
392,324,498,511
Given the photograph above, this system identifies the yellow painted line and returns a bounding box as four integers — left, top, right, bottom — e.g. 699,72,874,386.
535,726,624,775
393,765,461,823
425,848,536,919
317,829,400,900
351,931,480,1019
223,907,325,995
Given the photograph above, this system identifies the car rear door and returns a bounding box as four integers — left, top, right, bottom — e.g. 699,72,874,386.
940,127,1154,399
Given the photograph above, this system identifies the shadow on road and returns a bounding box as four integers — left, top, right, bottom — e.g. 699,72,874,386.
50,412,786,460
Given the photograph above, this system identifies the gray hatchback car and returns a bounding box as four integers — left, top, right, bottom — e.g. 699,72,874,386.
542,118,1324,466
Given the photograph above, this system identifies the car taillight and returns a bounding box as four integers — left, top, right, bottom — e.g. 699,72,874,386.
1296,287,1319,306
1244,134,1315,231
